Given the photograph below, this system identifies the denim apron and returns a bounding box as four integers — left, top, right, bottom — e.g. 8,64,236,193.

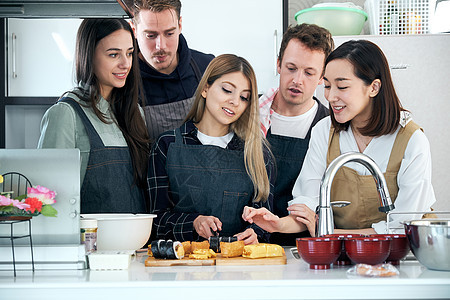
166,128,254,237
143,58,202,141
61,98,146,214
267,100,328,245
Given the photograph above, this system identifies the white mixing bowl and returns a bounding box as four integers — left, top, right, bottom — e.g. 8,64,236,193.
81,214,156,251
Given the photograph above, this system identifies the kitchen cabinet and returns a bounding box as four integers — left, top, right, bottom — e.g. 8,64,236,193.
181,0,283,94
2,1,283,148
5,105,49,148
5,1,283,97
6,18,81,97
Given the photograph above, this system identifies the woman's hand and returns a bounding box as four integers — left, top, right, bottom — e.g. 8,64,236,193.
242,206,281,233
287,204,317,237
235,228,258,245
193,215,222,239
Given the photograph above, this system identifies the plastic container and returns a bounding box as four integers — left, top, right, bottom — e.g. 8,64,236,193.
295,3,368,36
87,250,134,270
365,0,436,35
80,218,97,254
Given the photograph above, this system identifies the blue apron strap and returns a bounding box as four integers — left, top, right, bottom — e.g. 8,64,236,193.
174,127,183,145
189,57,202,83
305,98,329,140
59,97,105,149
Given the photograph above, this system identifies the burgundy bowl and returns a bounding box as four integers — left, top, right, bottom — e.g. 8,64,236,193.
370,234,410,265
344,237,392,265
296,237,342,270
323,234,365,265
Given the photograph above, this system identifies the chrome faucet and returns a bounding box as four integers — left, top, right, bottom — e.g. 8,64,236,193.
316,152,395,237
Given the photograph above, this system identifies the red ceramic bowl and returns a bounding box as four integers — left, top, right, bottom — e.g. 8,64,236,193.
296,237,342,270
344,237,392,265
323,234,366,265
370,234,410,265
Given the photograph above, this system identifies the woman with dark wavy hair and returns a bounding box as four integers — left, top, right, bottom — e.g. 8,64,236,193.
38,19,150,214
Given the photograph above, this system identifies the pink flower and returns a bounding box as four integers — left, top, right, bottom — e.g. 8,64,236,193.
12,199,30,210
0,195,30,210
0,195,13,206
27,185,56,205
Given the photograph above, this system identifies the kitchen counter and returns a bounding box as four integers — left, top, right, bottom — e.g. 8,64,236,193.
0,248,449,300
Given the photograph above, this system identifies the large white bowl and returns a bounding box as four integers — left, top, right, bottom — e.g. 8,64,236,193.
295,3,368,36
80,214,156,251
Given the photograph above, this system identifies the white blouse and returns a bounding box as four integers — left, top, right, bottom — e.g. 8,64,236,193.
290,116,436,233
197,131,234,148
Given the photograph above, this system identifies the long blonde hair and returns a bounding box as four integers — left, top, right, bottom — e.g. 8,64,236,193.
185,54,271,203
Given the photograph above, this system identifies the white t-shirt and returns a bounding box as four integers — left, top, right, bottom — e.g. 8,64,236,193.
289,116,436,234
197,131,234,148
270,101,318,139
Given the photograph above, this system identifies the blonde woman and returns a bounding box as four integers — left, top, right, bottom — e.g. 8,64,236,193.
148,54,274,244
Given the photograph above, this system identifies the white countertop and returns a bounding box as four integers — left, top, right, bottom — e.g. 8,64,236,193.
1,248,449,300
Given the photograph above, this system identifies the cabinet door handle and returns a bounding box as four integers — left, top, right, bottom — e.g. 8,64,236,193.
12,33,17,78
273,29,278,77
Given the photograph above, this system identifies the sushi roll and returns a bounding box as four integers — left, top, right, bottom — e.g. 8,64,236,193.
150,239,184,259
150,240,165,259
219,236,238,243
168,241,184,259
159,239,171,258
209,236,220,253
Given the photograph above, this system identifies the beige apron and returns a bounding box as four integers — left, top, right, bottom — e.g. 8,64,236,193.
327,121,420,229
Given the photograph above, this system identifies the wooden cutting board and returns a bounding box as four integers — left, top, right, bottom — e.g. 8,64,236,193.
215,253,286,266
145,256,215,267
144,253,286,267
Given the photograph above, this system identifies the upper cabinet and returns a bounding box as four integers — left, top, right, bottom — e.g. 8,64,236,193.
6,0,283,97
7,18,81,97
181,0,283,94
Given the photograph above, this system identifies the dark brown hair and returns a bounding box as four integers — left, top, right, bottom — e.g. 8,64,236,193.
73,18,150,188
278,23,334,75
326,40,405,136
133,0,181,22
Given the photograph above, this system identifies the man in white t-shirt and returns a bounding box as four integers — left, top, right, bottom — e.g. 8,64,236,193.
260,24,334,245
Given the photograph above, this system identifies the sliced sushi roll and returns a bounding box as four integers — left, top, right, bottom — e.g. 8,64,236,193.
159,239,170,258
165,240,174,258
150,239,165,259
209,236,220,253
170,241,185,259
219,236,228,243
150,239,184,259
219,236,238,243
